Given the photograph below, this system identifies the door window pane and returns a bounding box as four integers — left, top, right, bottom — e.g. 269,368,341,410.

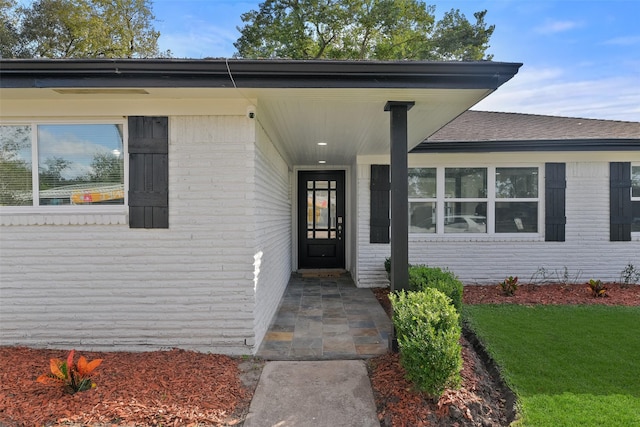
0,125,33,206
496,202,538,233
315,190,329,229
37,124,124,205
496,167,538,198
445,168,487,198
330,189,336,227
409,201,435,233
307,190,315,228
408,168,436,198
444,202,486,233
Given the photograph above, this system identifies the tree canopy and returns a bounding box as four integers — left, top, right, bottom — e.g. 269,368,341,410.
234,0,494,60
0,0,169,58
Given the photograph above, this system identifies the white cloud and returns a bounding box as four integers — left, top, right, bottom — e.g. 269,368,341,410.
601,35,640,46
534,20,582,35
473,67,640,121
38,128,116,180
159,21,239,58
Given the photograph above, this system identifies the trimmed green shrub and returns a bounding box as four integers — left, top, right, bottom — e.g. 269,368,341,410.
390,288,462,398
408,265,463,313
384,257,413,278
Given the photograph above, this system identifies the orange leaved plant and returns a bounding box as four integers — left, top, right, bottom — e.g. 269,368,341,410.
36,349,103,394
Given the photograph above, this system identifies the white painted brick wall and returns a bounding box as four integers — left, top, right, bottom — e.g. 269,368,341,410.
0,116,261,354
252,124,292,351
356,164,391,288
357,155,640,286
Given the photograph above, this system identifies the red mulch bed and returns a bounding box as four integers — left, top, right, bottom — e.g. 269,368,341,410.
0,348,250,426
463,282,640,306
2,283,638,427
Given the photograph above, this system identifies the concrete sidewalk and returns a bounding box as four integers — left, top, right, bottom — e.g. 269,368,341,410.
243,360,380,427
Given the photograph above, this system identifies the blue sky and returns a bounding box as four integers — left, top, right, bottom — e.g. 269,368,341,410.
152,0,640,122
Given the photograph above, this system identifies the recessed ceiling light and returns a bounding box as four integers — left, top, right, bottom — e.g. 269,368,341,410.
318,160,326,164
317,142,327,146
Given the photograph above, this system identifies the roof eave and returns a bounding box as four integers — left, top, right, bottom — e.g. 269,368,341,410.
411,139,640,153
0,58,522,90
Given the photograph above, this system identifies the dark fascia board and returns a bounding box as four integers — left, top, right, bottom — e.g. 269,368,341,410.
0,58,522,90
411,139,640,153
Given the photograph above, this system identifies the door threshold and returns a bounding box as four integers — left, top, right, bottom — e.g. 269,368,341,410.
297,269,347,278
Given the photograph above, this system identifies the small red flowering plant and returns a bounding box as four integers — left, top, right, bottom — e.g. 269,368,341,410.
588,279,608,298
498,276,519,296
37,349,103,394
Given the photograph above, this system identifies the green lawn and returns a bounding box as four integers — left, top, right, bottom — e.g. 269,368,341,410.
463,304,640,427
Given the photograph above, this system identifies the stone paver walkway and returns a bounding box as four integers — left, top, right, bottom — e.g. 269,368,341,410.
257,272,392,360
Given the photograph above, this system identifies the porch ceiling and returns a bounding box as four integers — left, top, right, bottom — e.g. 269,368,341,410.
253,87,492,165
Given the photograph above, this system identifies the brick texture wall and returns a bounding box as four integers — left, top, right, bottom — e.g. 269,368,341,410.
356,154,640,286
0,116,261,354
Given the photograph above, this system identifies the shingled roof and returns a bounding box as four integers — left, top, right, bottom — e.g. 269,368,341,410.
427,110,640,141
411,110,640,153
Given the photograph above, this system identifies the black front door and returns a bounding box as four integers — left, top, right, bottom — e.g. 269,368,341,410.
298,170,345,269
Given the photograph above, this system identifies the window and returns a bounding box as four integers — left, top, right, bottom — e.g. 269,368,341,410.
0,123,124,207
445,168,487,233
633,165,640,233
408,166,540,234
408,168,436,233
495,167,539,233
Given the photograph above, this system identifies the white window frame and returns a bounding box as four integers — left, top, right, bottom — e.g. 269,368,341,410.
632,163,640,234
0,119,128,214
441,167,488,234
408,165,543,237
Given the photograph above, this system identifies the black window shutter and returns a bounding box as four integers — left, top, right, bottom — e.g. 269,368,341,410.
545,163,566,242
370,165,390,243
610,162,632,241
128,116,169,229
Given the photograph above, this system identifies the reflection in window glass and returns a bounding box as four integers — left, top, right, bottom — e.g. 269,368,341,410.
632,166,640,198
409,202,435,233
496,202,538,233
444,202,486,233
315,190,329,229
633,166,640,232
495,168,538,233
37,124,124,205
0,125,33,206
408,168,436,198
445,168,487,198
307,190,314,228
496,168,538,198
330,189,336,227
633,202,640,232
